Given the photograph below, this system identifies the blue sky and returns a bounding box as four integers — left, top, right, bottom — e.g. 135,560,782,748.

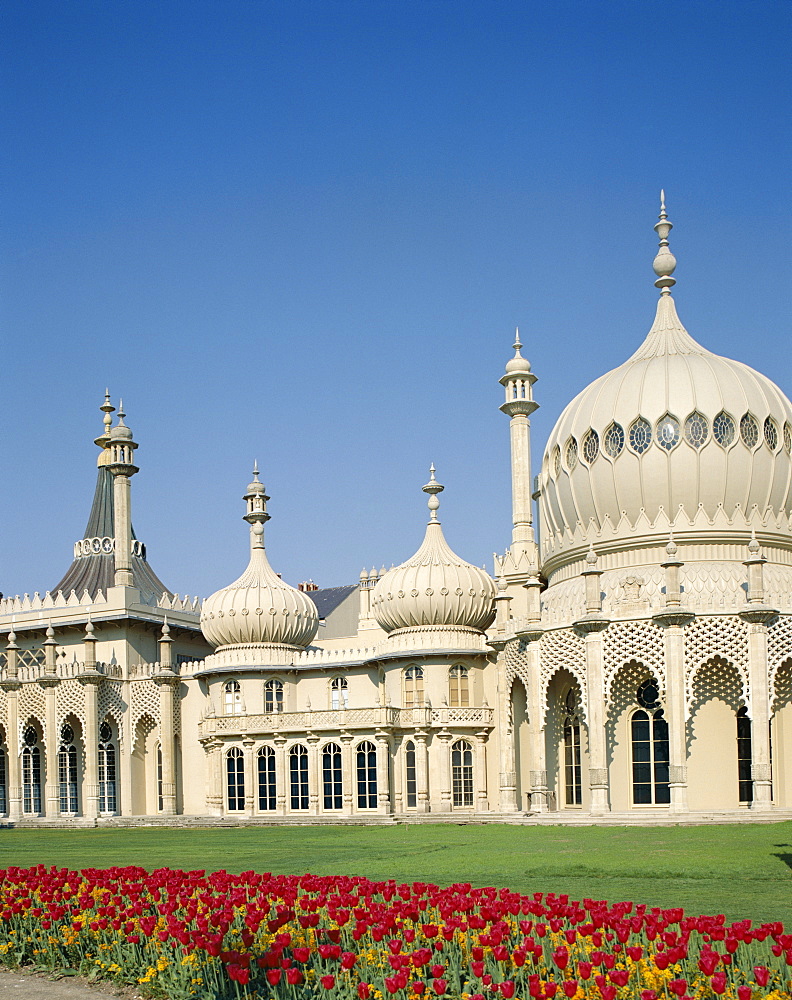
1,0,790,600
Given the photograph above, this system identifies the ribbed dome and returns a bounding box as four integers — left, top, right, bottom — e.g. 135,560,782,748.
537,203,792,574
371,469,496,633
200,471,319,650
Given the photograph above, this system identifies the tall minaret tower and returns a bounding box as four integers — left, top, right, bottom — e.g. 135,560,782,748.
107,400,139,589
498,329,539,614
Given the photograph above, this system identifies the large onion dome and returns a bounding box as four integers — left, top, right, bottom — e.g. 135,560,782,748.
372,468,496,633
537,197,792,576
200,467,319,650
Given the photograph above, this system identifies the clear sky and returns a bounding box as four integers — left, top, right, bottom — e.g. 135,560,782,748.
1,0,790,601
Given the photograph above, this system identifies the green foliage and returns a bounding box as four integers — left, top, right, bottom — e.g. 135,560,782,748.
1,821,789,925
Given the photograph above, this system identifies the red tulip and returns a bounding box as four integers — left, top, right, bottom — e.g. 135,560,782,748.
737,988,751,1000
562,980,578,997
753,965,769,986
432,979,448,995
287,968,303,985
668,979,688,995
266,969,282,985
711,972,727,995
500,981,516,998
357,983,371,1000
321,975,336,989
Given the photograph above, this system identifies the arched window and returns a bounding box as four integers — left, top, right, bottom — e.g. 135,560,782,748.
563,690,582,806
226,747,244,811
449,665,469,707
322,742,342,809
451,739,474,807
21,725,42,815
264,679,283,714
737,707,753,804
58,723,79,814
0,746,6,815
258,746,276,811
631,680,669,805
356,741,377,809
224,680,243,715
289,745,309,810
404,740,417,808
404,666,423,708
331,676,348,710
98,721,117,814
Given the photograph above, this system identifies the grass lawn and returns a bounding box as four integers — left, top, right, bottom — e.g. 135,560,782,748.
0,822,790,928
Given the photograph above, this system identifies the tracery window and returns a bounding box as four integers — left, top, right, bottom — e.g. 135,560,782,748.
565,437,578,470
58,723,78,814
631,680,669,805
552,446,562,477
404,740,417,808
404,666,424,708
98,721,117,814
226,747,244,811
356,741,377,809
684,411,709,449
451,739,474,807
21,725,42,815
563,690,582,806
289,744,309,810
656,414,680,451
713,411,735,447
449,665,469,707
322,742,343,809
331,676,348,710
628,418,652,455
764,417,778,451
740,413,759,449
258,746,276,811
582,429,599,464
737,707,753,804
224,680,243,715
264,679,283,714
784,422,792,456
604,422,625,459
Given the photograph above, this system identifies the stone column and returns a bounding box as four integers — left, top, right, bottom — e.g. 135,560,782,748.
496,649,519,812
740,536,777,810
79,674,101,820
1,680,21,820
307,734,320,814
475,731,488,811
274,736,287,815
415,731,430,813
375,732,391,813
437,730,452,810
153,674,179,816
392,736,404,813
243,736,255,816
202,739,224,816
41,676,60,817
524,639,548,812
340,733,354,815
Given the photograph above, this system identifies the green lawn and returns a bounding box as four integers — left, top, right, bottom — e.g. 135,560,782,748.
1,822,790,928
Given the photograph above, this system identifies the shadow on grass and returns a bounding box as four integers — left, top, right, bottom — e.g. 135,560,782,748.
773,845,792,872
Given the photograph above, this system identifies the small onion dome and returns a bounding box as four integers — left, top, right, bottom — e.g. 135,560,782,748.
504,328,533,376
200,468,319,649
371,467,496,634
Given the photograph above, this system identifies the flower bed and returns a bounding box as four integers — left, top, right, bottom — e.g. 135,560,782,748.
0,866,790,999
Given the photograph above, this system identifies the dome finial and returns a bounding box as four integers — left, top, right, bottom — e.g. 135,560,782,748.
422,464,444,522
513,327,522,353
653,191,677,295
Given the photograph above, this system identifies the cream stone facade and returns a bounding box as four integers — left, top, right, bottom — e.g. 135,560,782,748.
1,199,790,826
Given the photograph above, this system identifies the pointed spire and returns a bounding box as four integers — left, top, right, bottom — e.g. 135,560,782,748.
243,464,270,552
95,390,115,451
422,464,444,522
653,190,677,294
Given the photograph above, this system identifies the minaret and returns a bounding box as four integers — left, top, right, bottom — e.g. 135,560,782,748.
498,329,539,607
243,461,270,551
107,400,139,589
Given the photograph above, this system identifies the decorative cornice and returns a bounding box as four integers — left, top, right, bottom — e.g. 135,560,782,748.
738,605,779,626
652,609,695,627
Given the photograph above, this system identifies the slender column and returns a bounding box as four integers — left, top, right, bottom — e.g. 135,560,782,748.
437,731,452,810
203,740,223,816
475,732,488,811
653,538,694,813
307,734,320,814
274,737,287,815
2,683,21,820
340,734,354,815
42,679,60,817
119,701,133,816
107,404,138,590
392,737,404,813
80,677,100,819
496,651,518,812
740,536,777,810
375,732,391,813
414,731,430,813
153,677,178,815
525,640,548,812
242,737,255,815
